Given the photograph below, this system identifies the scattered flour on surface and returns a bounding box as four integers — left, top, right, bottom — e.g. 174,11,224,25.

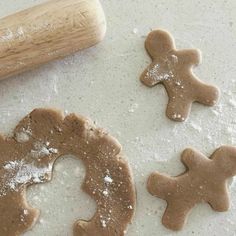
190,123,202,132
132,28,138,34
229,99,236,107
128,103,139,113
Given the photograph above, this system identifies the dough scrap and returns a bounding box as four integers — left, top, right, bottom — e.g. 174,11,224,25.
140,29,220,122
0,108,136,236
147,146,236,230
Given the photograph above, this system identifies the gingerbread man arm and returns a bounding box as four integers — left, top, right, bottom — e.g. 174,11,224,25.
177,49,201,66
147,172,176,199
181,148,210,170
140,66,154,87
208,185,230,212
140,62,161,87
192,79,220,106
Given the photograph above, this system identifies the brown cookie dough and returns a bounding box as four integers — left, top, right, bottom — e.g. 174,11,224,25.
140,29,220,122
0,108,136,236
147,146,236,231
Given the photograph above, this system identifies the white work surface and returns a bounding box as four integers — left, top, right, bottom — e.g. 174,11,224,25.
0,0,236,235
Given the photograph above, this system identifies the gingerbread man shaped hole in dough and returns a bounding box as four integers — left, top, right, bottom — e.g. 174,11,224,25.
140,29,220,122
147,146,236,231
0,109,136,236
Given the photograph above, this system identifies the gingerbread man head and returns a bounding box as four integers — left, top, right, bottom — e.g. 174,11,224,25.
212,145,236,177
145,30,175,59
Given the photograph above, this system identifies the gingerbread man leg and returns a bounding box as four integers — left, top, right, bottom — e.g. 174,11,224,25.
208,189,230,212
162,200,193,231
193,80,219,106
166,97,192,121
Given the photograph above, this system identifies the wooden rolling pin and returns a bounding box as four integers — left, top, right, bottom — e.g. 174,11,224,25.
0,0,106,80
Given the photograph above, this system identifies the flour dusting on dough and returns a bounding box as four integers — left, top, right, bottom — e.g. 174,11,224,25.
100,215,111,228
1,160,52,196
31,142,58,158
0,140,57,196
104,175,113,184
15,128,32,143
145,64,174,84
15,132,30,143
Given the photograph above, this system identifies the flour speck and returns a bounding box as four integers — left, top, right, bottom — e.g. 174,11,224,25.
15,132,30,143
104,175,113,184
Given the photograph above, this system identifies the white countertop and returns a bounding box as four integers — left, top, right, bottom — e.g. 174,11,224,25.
0,0,236,235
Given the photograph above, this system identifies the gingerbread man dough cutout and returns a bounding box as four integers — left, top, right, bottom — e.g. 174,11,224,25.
147,146,236,231
140,29,220,122
0,108,136,236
